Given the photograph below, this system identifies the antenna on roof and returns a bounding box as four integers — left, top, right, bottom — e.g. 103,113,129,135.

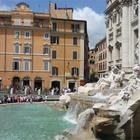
38,4,40,12
65,0,69,19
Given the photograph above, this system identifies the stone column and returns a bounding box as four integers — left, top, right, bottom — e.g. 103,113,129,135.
122,3,130,72
128,3,133,68
138,0,140,64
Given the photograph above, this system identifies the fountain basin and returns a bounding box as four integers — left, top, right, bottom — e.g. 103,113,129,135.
0,103,73,140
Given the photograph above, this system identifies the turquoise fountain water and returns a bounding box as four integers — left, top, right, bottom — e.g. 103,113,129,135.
0,103,73,140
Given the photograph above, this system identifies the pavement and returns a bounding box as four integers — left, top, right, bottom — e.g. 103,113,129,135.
46,95,60,101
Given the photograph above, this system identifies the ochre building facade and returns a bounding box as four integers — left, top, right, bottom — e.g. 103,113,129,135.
0,2,88,92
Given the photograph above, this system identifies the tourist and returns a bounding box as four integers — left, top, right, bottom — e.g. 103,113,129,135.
24,86,28,95
55,87,59,95
16,95,20,103
10,87,13,95
37,88,41,95
29,97,33,104
51,88,54,95
10,96,14,103
7,96,11,103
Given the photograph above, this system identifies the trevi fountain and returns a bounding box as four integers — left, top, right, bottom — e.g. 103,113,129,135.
58,65,140,140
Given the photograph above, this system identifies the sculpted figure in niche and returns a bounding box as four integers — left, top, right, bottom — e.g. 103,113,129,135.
134,42,139,64
133,0,138,17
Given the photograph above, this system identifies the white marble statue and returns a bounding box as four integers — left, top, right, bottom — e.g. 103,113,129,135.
109,64,140,106
134,42,139,64
78,66,125,96
10,87,13,95
94,66,125,91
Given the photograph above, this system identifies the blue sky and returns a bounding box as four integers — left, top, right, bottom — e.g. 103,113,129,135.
0,0,106,48
0,0,106,13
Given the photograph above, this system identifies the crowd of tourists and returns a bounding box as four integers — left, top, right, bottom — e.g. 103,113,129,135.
0,84,78,104
0,94,46,104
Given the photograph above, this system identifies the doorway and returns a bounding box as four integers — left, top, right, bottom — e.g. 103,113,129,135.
23,77,30,86
12,77,20,86
34,77,42,90
12,76,21,92
51,81,60,93
68,81,75,92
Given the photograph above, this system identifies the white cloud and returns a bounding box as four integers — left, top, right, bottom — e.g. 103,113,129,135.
0,1,12,11
73,7,106,48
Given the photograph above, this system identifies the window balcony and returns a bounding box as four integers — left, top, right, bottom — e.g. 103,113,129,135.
0,21,12,26
0,21,49,29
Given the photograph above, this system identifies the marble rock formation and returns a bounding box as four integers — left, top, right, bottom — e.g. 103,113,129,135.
55,108,96,140
59,94,71,105
65,65,140,139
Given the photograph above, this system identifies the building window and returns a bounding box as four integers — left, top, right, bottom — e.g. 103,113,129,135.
116,42,121,60
71,67,79,76
99,54,101,60
71,24,80,33
13,59,20,70
109,18,113,28
110,51,113,61
51,36,59,44
117,48,120,60
15,18,21,25
73,51,77,59
44,33,49,39
24,31,31,38
43,60,49,71
52,50,57,59
109,32,113,41
14,43,20,54
24,44,31,54
73,37,78,45
52,22,57,31
15,31,20,39
102,62,105,70
23,59,30,71
116,28,121,36
105,52,107,59
117,10,122,24
108,45,113,62
105,18,109,28
105,62,107,70
99,63,102,71
24,19,31,26
103,52,105,59
43,46,50,55
52,67,58,76
113,13,117,23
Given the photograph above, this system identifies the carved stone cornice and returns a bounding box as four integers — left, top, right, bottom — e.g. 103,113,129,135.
105,0,119,15
119,0,132,6
116,5,122,13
